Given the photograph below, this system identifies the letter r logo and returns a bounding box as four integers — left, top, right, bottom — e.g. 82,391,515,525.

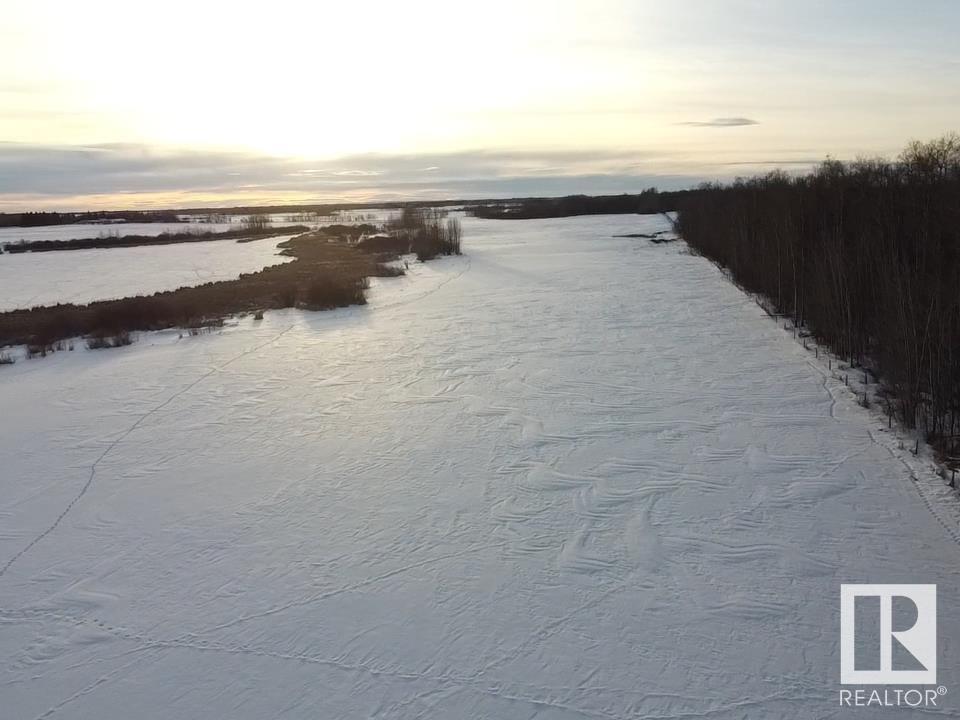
840,584,936,684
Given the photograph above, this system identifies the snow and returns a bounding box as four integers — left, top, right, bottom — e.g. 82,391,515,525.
0,209,406,249
0,222,239,246
2,214,959,719
0,236,294,311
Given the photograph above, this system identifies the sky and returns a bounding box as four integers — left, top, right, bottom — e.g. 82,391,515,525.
2,0,959,211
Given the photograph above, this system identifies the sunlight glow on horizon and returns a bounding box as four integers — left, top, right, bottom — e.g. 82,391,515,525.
9,0,661,158
3,0,959,209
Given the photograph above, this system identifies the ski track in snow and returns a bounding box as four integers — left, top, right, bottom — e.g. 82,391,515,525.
0,323,298,579
2,213,960,718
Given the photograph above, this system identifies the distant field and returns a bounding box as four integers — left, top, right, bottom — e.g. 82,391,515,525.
0,220,239,245
0,208,399,247
0,235,294,311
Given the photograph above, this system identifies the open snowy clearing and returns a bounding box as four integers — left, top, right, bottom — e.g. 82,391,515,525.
1,214,959,719
0,236,294,311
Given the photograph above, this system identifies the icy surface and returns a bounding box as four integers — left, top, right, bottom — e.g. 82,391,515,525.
0,236,294,311
1,214,959,719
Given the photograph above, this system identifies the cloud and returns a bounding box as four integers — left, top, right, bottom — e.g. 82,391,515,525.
0,143,709,210
0,143,839,211
719,159,819,166
679,117,759,127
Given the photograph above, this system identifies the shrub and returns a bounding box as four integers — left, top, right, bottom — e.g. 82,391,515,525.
384,208,462,260
185,317,224,330
241,214,271,232
87,331,132,349
300,277,368,309
356,234,411,254
26,344,51,358
407,216,463,261
374,264,406,278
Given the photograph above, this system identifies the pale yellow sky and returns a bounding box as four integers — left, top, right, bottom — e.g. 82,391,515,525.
2,0,959,209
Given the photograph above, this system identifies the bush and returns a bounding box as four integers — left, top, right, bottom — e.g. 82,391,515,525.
241,214,271,232
356,234,411,254
26,344,52,358
87,331,132,349
412,226,460,260
300,277,368,309
374,264,406,278
386,210,462,261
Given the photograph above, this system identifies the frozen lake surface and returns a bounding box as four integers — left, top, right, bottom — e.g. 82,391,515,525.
1,214,959,718
0,236,294,311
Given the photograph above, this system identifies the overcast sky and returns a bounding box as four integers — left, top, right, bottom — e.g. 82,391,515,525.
3,0,959,210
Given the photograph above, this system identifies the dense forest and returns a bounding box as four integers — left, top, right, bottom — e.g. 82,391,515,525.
676,134,960,467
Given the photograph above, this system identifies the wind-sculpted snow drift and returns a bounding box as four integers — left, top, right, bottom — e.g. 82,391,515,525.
1,214,959,718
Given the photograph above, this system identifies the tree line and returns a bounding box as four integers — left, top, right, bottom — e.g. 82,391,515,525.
2,225,309,253
468,189,693,219
675,134,960,465
0,210,182,228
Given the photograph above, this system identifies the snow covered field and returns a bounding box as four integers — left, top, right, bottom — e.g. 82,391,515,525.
0,221,239,246
0,236,294,310
2,214,959,719
0,209,406,249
